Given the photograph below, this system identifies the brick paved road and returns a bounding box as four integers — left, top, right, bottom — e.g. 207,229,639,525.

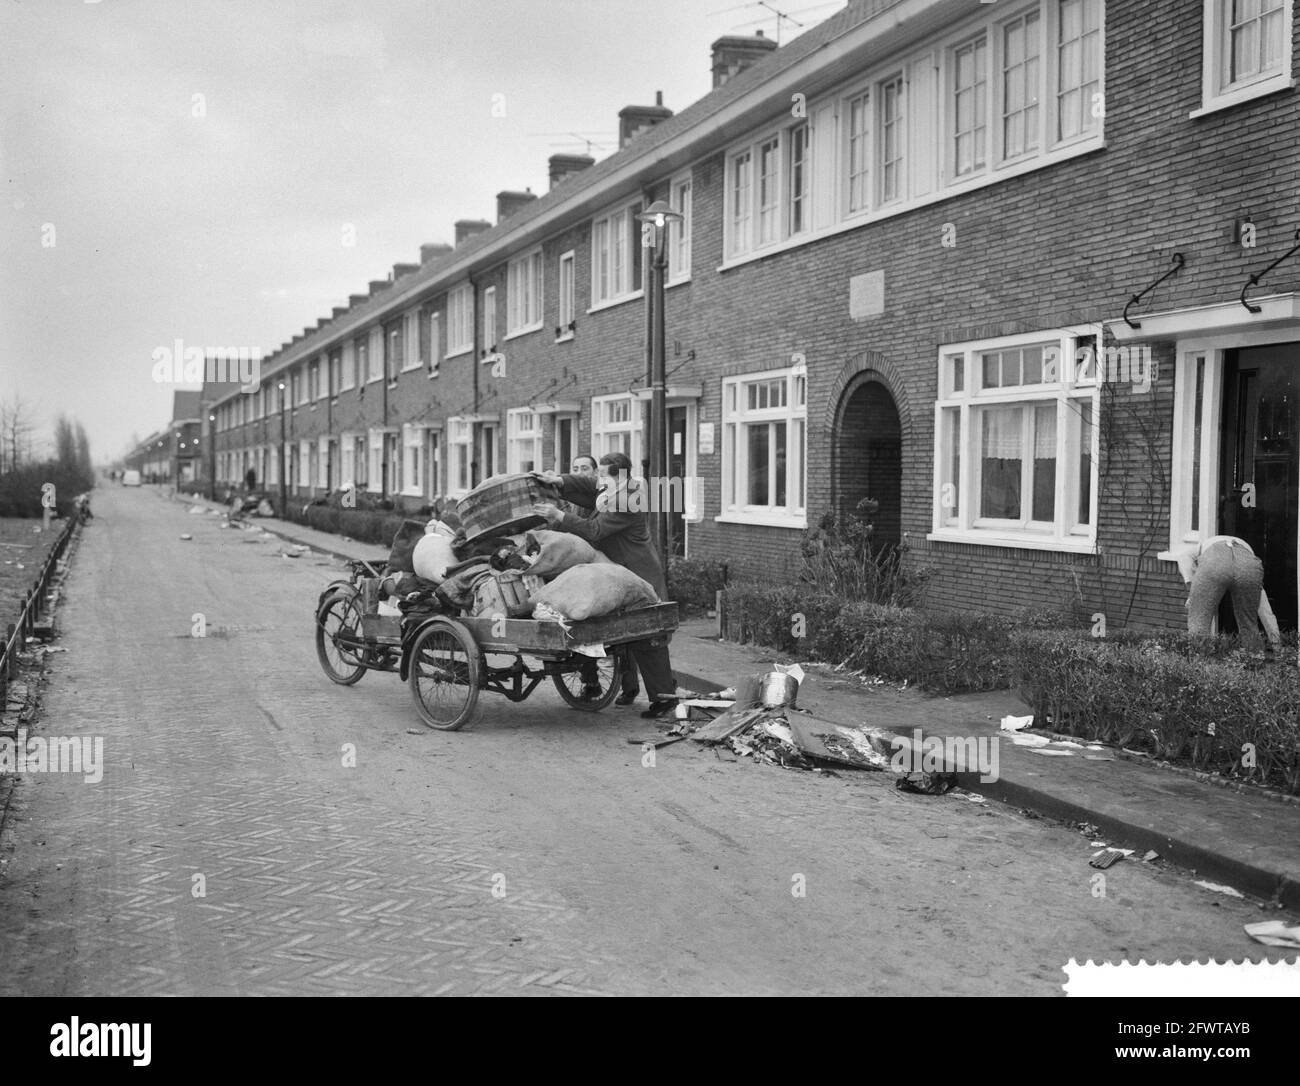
0,487,1291,995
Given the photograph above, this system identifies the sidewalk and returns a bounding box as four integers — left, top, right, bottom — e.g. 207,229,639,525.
169,489,1300,913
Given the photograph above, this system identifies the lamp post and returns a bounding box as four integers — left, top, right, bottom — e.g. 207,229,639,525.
636,199,684,589
278,381,287,517
208,413,216,501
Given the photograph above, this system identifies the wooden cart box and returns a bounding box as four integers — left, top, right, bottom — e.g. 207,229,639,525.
457,602,679,657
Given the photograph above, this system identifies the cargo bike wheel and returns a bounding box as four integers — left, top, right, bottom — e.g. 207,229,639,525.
552,650,622,712
316,590,368,686
408,617,482,731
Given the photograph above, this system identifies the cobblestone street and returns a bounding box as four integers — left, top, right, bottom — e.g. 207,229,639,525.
0,488,1292,996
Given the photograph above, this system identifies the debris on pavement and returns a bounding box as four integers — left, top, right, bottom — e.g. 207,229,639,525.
1089,849,1124,869
179,534,193,541
1193,880,1245,899
785,716,892,769
1243,920,1300,948
1000,714,1035,732
1029,748,1075,756
1142,850,1160,862
896,771,957,795
1008,733,1051,747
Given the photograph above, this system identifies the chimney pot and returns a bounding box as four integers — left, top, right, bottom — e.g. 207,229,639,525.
369,279,389,295
455,219,493,247
391,263,418,281
496,189,538,225
711,32,778,88
548,153,596,190
420,242,452,263
349,294,367,307
618,96,673,149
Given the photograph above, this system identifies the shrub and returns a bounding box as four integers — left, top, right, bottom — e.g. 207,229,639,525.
0,462,95,517
667,556,728,611
1010,628,1300,794
798,500,931,606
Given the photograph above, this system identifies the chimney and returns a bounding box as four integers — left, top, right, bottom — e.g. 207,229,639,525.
368,279,389,295
549,153,596,191
391,263,419,281
455,219,493,247
349,294,367,307
496,189,538,224
618,91,673,149
711,31,777,88
333,307,348,319
420,242,452,263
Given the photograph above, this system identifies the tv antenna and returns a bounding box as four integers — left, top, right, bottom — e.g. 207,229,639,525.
711,1,839,44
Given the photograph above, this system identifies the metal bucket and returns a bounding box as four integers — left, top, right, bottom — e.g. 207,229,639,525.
759,671,799,708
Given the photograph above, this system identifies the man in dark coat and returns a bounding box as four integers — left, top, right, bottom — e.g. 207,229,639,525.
532,453,677,718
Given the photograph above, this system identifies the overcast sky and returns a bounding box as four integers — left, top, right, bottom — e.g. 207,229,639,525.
0,0,836,464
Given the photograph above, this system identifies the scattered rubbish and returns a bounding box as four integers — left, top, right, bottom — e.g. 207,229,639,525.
1090,840,1107,847
785,717,892,769
1052,739,1086,748
1089,850,1124,870
188,506,204,515
1085,745,1106,751
1009,733,1051,747
1142,850,1159,863
1193,880,1245,899
1083,754,1116,761
15,563,24,570
405,729,424,736
1243,920,1300,948
897,771,957,796
242,537,262,544
1000,714,1034,732
179,534,193,541
627,736,688,750
1075,822,1101,837
281,551,299,559
43,647,68,654
1029,748,1075,756
1121,748,1149,758
965,793,988,804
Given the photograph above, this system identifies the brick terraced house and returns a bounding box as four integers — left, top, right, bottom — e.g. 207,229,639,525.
207,0,1300,633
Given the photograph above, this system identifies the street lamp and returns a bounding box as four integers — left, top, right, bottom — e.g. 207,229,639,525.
278,381,287,517
208,414,216,501
636,199,684,589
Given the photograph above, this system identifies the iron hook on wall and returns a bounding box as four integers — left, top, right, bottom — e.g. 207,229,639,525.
1123,252,1186,330
1240,228,1300,314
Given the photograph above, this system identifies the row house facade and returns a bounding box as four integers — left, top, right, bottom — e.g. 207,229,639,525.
210,0,1300,633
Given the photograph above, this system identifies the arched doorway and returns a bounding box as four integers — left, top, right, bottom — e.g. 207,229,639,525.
835,378,902,550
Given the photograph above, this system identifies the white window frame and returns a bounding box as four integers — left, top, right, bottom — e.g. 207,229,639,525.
591,394,643,468
339,341,355,391
668,175,692,283
298,439,312,487
402,424,425,497
401,309,422,371
557,250,576,339
447,417,473,497
368,327,384,383
313,358,326,402
424,428,442,499
717,367,808,528
1195,0,1294,116
930,327,1102,553
317,435,331,488
340,431,356,485
506,408,543,474
428,312,442,377
482,286,498,354
367,430,384,493
877,73,906,205
507,248,544,337
446,284,473,358
590,199,642,309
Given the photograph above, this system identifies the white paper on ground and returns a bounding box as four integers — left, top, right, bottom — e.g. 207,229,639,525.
1052,739,1086,748
570,642,607,658
775,663,806,685
1244,921,1300,948
1000,715,1035,732
1029,748,1075,756
1194,880,1245,898
1010,734,1051,747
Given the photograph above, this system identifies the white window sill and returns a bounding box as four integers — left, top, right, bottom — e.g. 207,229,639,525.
587,290,644,316
309,404,317,411
401,363,423,373
367,375,383,385
339,385,355,394
715,512,806,530
504,324,543,342
666,275,692,290
400,488,424,498
387,381,398,390
554,332,574,344
926,530,1097,554
1191,77,1295,118
445,347,473,360
717,137,1105,274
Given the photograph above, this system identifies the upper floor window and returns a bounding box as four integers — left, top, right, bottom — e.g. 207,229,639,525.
447,284,473,357
557,251,576,336
482,286,498,353
591,201,642,306
878,78,905,204
507,248,543,335
668,176,693,281
1199,0,1293,114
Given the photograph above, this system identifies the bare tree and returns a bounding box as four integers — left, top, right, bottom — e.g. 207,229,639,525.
0,395,39,473
54,414,77,470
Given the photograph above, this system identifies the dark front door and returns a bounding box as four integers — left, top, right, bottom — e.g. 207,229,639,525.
1219,344,1300,631
667,406,688,557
